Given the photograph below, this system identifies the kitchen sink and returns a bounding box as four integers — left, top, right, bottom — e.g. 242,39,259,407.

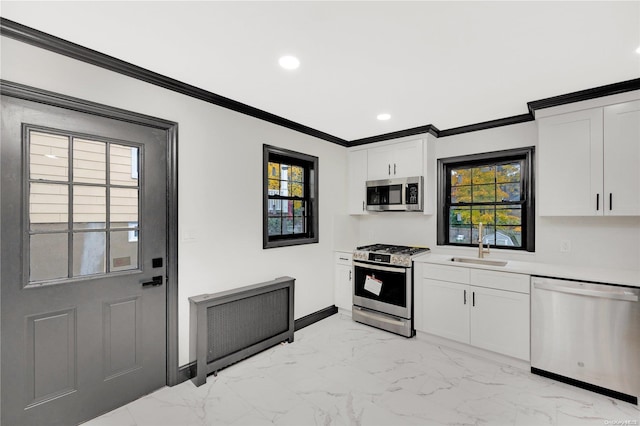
450,257,508,267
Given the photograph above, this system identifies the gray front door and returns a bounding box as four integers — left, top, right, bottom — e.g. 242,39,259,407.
1,94,168,425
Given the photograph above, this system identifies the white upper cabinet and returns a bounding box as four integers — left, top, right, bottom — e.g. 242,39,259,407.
538,99,640,216
366,139,423,180
347,149,369,215
603,100,640,216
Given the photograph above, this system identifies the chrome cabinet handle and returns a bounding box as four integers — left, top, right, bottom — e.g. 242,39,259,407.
394,163,397,175
596,193,600,211
388,164,391,175
464,289,467,305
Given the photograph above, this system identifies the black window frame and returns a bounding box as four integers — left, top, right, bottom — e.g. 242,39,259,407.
437,147,535,252
263,144,318,249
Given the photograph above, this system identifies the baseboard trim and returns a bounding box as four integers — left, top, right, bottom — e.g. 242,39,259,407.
294,305,338,331
173,305,338,385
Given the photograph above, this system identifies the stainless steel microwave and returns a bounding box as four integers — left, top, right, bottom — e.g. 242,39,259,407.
366,176,423,212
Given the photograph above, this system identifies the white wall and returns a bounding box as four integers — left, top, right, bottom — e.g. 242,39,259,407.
1,37,349,365
354,122,640,269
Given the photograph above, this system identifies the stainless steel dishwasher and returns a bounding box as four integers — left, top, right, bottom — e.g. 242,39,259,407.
531,277,640,404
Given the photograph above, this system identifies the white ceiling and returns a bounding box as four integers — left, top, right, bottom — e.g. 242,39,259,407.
2,1,639,142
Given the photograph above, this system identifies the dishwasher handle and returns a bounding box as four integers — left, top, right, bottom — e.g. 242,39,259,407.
533,278,639,302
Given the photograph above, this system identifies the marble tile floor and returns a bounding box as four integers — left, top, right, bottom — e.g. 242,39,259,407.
86,313,639,426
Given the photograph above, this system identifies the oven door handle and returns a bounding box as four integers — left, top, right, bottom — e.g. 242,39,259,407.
353,261,407,273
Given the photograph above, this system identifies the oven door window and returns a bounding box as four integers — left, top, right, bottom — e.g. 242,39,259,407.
354,264,407,307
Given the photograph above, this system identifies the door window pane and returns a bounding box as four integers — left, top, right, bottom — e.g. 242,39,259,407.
30,183,68,231
73,186,106,229
73,232,106,276
110,187,138,226
27,130,143,283
110,230,138,271
73,139,106,184
30,132,69,181
30,233,68,281
110,144,139,186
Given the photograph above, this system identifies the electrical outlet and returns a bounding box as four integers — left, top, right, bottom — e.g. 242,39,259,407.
560,240,571,253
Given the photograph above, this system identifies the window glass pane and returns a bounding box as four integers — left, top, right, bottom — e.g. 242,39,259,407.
290,182,304,197
268,178,280,194
451,168,470,186
110,144,139,186
494,226,522,247
449,206,471,225
449,226,471,244
73,231,106,276
73,139,106,184
451,186,471,203
289,166,304,183
496,205,522,225
497,163,521,183
268,162,280,179
283,217,294,235
268,199,282,215
472,184,495,203
73,186,106,229
30,131,69,181
279,180,289,196
268,217,282,236
30,233,68,281
498,183,521,202
293,200,304,215
110,230,138,271
293,216,305,233
472,165,495,184
471,207,495,225
110,187,138,226
30,182,68,231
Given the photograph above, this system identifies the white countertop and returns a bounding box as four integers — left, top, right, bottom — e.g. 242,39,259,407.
413,252,640,288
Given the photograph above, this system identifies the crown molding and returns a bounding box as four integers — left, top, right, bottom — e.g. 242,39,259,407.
2,17,639,148
0,17,349,147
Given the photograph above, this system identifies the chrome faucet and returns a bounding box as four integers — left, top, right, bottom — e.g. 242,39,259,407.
478,223,490,259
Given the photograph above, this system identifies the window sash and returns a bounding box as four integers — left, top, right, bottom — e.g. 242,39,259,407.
438,148,534,252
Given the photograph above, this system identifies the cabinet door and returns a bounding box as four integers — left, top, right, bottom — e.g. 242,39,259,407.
538,109,603,216
391,139,423,178
421,279,469,343
334,263,353,311
347,150,369,215
469,286,530,360
367,144,395,180
604,100,640,216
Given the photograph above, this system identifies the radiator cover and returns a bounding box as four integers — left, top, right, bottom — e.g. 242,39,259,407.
189,276,295,386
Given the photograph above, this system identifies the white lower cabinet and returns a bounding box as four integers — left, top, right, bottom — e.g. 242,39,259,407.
417,264,530,361
469,285,530,360
421,279,469,343
334,252,353,311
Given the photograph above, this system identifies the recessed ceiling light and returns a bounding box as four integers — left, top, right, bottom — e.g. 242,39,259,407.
44,154,59,159
279,55,300,70
377,113,391,121
636,46,640,54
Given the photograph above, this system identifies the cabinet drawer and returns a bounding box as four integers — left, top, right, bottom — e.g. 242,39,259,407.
335,252,353,266
470,269,529,294
422,264,470,284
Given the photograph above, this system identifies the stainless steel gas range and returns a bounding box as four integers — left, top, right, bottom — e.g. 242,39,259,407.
352,244,430,337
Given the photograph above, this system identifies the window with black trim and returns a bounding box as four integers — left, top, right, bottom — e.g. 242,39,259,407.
263,145,318,249
438,147,535,252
